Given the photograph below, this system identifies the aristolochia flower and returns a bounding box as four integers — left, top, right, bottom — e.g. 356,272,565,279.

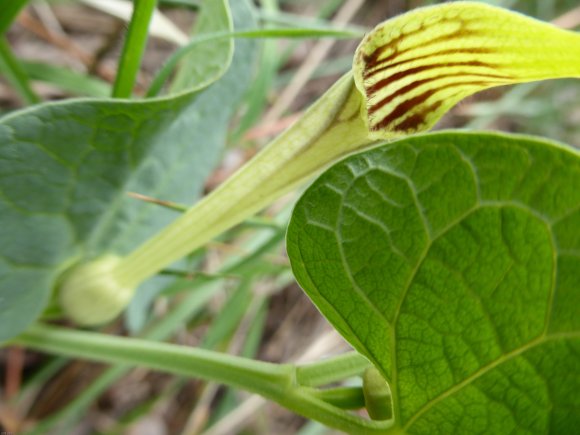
60,1,580,325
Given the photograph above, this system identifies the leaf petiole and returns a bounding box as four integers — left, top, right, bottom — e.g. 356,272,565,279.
14,324,394,434
296,351,371,387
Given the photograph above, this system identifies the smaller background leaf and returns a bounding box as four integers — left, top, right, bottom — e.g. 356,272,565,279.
0,0,258,341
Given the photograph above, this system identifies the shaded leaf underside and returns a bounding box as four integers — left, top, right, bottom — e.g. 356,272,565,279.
287,132,580,433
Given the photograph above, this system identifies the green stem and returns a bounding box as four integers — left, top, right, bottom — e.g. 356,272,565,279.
308,386,366,410
158,0,200,8
0,0,29,34
28,282,224,434
296,351,371,387
15,323,292,398
113,73,372,290
28,228,286,433
363,367,392,421
112,0,157,98
14,324,394,434
0,36,41,104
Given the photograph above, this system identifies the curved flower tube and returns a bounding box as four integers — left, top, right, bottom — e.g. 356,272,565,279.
58,1,580,325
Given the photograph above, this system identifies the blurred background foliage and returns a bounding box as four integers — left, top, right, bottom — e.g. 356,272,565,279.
0,1,578,434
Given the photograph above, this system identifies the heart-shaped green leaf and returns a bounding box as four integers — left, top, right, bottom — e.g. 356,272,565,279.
287,132,580,433
0,0,258,342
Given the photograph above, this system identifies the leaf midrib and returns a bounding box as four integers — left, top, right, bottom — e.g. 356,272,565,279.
390,200,552,429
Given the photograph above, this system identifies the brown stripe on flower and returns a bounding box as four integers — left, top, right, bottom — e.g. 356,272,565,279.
362,21,427,68
393,99,444,132
364,47,497,80
361,15,485,71
367,70,511,115
365,60,500,96
370,80,491,132
364,27,487,77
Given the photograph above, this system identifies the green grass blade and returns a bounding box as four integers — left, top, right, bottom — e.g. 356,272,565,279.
21,61,111,97
0,0,29,34
112,0,157,98
0,36,41,104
